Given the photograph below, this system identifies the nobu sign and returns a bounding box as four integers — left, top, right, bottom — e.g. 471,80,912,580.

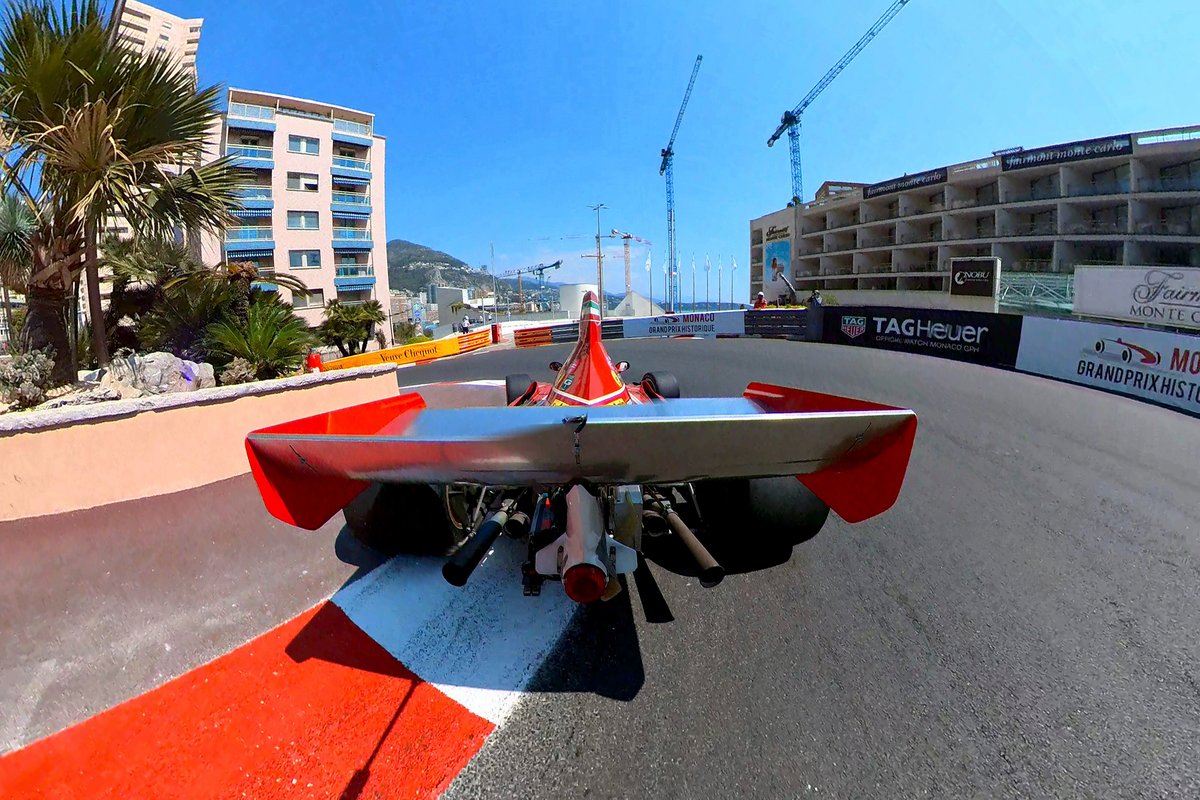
949,258,998,298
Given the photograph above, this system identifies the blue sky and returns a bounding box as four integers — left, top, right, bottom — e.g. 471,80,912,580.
143,0,1199,302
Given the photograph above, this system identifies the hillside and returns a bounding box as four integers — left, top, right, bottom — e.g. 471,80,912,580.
385,239,503,296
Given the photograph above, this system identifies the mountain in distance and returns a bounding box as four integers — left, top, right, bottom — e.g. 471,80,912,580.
385,238,623,301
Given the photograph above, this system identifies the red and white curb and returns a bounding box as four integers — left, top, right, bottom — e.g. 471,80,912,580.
0,538,575,799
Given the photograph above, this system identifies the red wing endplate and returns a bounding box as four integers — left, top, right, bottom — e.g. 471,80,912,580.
744,382,918,523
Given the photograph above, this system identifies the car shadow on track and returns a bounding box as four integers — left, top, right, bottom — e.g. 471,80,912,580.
520,574,646,702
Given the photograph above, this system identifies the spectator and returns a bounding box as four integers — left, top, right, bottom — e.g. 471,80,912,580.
753,291,768,309
806,289,823,307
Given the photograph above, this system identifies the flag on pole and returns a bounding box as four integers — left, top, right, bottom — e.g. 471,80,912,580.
645,251,652,272
691,254,696,274
705,254,711,272
662,253,668,274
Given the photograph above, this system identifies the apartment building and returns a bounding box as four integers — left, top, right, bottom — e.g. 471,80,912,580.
215,88,390,336
749,125,1200,303
114,0,202,83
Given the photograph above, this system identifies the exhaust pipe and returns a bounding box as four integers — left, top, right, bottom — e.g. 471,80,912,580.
443,506,510,587
647,496,724,588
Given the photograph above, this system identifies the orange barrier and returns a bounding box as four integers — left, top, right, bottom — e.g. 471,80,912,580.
324,329,496,371
514,326,554,348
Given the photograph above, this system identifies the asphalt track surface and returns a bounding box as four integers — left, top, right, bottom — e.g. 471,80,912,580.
3,337,1198,798
407,339,1200,800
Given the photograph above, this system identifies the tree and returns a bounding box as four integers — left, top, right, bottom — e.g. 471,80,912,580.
101,234,204,353
0,0,242,384
0,194,35,347
165,261,311,332
318,299,387,357
205,299,318,380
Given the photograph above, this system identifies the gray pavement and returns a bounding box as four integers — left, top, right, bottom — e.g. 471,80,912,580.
0,474,385,752
431,339,1200,800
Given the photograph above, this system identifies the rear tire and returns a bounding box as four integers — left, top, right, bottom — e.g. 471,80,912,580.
693,476,829,546
505,373,535,405
342,482,460,556
641,371,681,399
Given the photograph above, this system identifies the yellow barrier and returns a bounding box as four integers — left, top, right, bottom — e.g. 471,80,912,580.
323,329,495,371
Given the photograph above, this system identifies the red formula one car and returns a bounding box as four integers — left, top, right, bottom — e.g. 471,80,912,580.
245,292,918,603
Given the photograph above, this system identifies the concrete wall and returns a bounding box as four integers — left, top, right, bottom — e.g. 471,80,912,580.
0,365,398,522
823,290,993,310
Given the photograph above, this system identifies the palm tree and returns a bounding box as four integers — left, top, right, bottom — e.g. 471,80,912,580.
205,299,318,380
164,261,311,331
0,194,35,347
101,234,204,353
318,298,387,357
0,0,243,383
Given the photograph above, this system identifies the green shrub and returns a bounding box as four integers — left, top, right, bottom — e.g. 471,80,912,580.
0,347,56,408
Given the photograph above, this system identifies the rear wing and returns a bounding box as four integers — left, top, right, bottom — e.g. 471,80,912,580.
246,383,916,531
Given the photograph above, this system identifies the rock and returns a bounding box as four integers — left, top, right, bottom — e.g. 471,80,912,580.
34,386,122,410
101,352,216,394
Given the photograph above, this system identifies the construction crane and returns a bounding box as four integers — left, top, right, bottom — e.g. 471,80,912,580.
660,55,702,312
767,0,911,204
610,229,652,297
503,260,562,311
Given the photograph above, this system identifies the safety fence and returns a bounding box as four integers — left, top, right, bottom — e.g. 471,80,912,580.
323,328,495,371
513,306,1200,416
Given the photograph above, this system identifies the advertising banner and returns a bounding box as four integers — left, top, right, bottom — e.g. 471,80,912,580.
1000,134,1132,171
949,257,1000,298
1073,266,1200,331
624,310,746,339
324,336,463,370
1016,316,1200,414
821,306,1023,367
762,224,792,301
863,167,948,199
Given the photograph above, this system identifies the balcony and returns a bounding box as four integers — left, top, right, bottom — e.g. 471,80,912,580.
1135,222,1200,237
331,155,371,179
999,223,1058,237
234,185,273,210
334,264,376,289
1139,176,1200,193
226,226,273,241
1062,221,1127,235
1066,181,1129,198
331,190,371,216
332,227,372,250
227,102,276,132
227,145,273,169
332,118,373,147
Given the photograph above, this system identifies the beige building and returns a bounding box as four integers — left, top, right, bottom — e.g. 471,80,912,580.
114,0,202,83
211,88,391,337
749,125,1200,305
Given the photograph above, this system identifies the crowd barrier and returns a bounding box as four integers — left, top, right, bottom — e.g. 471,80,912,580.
323,328,495,371
509,305,1200,416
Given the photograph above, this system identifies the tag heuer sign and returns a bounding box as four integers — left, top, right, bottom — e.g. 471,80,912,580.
840,315,867,339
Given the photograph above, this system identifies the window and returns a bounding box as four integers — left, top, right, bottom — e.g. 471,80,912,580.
338,148,357,158
239,136,260,146
292,289,324,310
287,172,319,192
159,33,169,41
289,250,322,269
287,211,319,230
288,135,319,155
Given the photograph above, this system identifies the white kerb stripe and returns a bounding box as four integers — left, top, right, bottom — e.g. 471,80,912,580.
331,537,576,725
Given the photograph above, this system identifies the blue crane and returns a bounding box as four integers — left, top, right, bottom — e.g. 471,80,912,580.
767,0,912,205
660,55,702,312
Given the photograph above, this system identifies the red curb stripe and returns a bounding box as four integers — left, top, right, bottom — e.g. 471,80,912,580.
0,603,494,799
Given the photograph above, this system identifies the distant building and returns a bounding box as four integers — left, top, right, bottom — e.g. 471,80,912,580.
211,88,390,338
749,125,1200,305
114,0,202,84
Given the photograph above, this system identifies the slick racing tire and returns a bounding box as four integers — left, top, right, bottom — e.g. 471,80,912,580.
342,482,461,557
505,373,535,405
641,371,681,399
693,476,830,546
